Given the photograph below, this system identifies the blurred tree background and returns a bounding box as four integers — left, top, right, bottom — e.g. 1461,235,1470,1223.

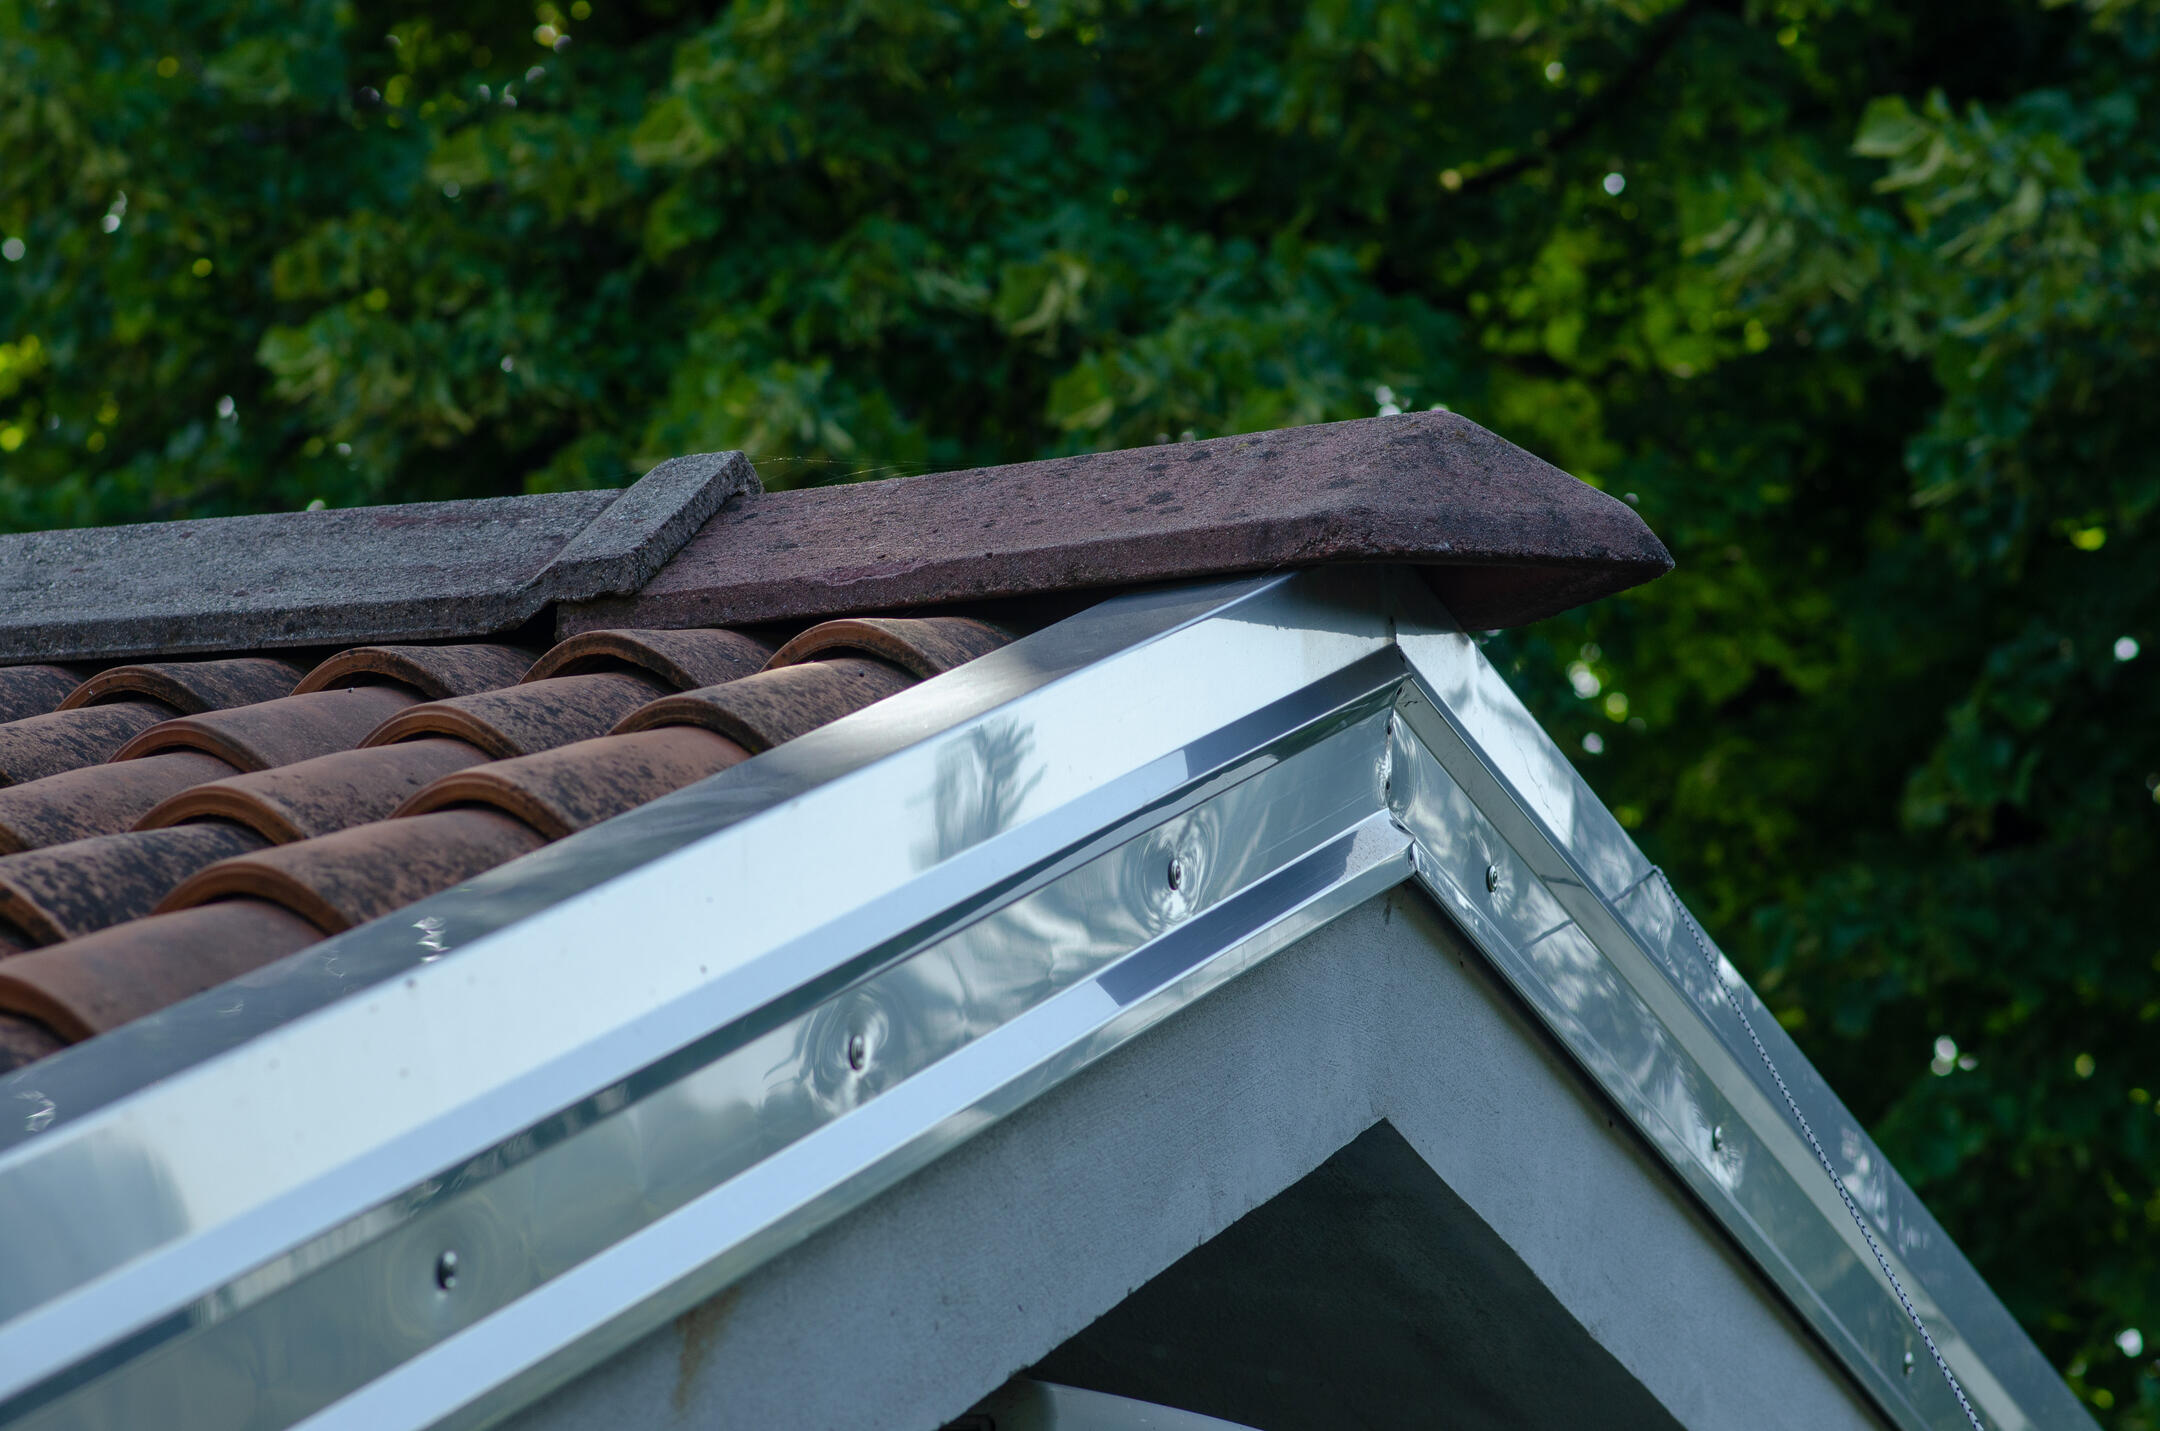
2,0,2157,1418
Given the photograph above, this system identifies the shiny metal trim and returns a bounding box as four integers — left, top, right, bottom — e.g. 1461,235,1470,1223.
0,568,2085,1431
1387,599,2088,1431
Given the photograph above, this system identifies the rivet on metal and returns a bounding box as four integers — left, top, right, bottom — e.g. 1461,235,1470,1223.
846,1033,868,1072
434,1250,460,1292
1167,857,1185,892
1483,863,1500,894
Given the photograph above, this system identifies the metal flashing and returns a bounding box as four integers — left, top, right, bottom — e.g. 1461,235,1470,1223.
0,570,2084,1431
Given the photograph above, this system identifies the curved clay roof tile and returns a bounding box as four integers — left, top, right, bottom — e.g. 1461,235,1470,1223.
138,739,489,844
0,701,177,788
520,628,774,690
613,658,915,753
160,809,548,934
56,657,305,714
361,671,669,759
763,616,1012,678
0,899,321,1044
0,665,93,724
0,751,240,854
0,1011,65,1074
292,643,538,700
394,726,750,839
112,684,420,770
0,823,268,946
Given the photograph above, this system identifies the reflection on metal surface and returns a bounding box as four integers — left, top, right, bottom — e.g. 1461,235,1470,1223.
0,568,2088,1431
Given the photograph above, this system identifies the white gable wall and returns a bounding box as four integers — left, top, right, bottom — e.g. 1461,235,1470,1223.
505,888,1882,1431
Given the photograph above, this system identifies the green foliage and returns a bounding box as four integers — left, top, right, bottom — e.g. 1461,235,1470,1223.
2,0,2158,1415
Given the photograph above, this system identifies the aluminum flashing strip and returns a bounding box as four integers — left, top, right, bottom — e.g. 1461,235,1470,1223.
0,570,2084,1431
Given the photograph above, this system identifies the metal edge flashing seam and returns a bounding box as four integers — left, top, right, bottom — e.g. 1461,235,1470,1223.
0,570,2085,1431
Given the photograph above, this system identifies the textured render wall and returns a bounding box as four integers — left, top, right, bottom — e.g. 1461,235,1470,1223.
503,888,1885,1431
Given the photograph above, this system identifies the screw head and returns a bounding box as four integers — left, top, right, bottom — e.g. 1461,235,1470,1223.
846,1032,868,1071
434,1250,460,1292
1483,863,1500,894
1167,857,1184,892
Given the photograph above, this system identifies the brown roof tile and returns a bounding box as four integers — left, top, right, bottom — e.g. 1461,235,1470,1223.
764,616,1013,678
56,656,305,713
291,643,537,699
520,628,774,689
0,751,240,853
160,808,548,934
0,701,181,786
0,414,1678,1076
0,664,92,723
112,683,421,768
361,671,671,758
394,726,751,839
138,738,490,843
616,657,917,752
0,823,268,947
0,1010,65,1073
0,899,320,1043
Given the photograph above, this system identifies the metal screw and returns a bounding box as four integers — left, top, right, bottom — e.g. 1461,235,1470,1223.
1711,1124,1725,1152
434,1250,460,1292
1483,863,1500,894
846,1033,868,1072
1902,1351,1915,1377
1167,857,1184,892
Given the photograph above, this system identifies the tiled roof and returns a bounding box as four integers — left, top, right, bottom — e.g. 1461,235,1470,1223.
0,616,1012,1070
0,411,1673,1076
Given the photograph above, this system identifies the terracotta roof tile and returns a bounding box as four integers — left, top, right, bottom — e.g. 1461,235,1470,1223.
0,664,91,723
0,1010,65,1070
291,643,538,699
56,656,305,713
617,657,918,752
393,726,751,839
0,899,320,1042
0,751,240,853
112,683,421,768
0,701,184,786
138,739,491,843
159,808,549,935
0,823,268,947
361,670,671,758
520,628,774,689
763,616,1014,678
